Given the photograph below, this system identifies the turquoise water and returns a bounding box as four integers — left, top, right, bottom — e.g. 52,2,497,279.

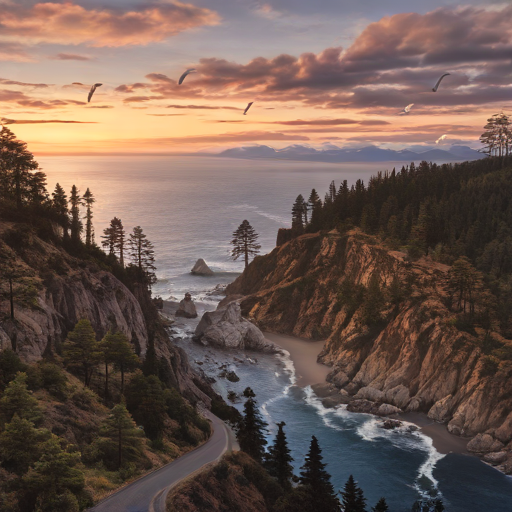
40,155,512,511
175,337,512,512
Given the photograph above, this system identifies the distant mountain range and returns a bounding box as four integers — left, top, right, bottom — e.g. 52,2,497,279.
218,144,485,163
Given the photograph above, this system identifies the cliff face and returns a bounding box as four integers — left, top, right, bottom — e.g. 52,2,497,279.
226,230,512,472
0,221,209,403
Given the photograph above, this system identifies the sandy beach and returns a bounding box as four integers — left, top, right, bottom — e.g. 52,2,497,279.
264,332,331,387
400,412,469,455
265,331,470,456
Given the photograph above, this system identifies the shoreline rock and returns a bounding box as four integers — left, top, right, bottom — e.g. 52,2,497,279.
175,293,198,319
191,259,214,276
194,302,279,353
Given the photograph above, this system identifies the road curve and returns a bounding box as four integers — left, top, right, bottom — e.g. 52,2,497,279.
89,411,235,512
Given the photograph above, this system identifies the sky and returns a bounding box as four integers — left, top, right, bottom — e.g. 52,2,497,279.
0,0,511,155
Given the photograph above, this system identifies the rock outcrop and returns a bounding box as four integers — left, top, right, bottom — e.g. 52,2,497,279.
0,222,211,405
176,293,198,318
226,229,512,472
194,302,279,353
191,259,214,276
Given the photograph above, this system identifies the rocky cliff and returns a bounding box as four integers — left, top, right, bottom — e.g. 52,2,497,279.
0,221,209,404
226,229,512,473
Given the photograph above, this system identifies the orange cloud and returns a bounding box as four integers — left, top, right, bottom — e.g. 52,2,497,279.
0,41,31,62
0,1,220,47
115,5,512,111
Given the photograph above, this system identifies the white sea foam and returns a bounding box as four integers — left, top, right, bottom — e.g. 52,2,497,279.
356,416,445,497
303,386,346,432
276,349,297,391
260,350,298,423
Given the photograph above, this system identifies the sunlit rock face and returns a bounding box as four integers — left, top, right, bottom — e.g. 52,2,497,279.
226,229,512,473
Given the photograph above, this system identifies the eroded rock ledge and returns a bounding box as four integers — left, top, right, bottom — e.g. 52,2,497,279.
226,229,512,473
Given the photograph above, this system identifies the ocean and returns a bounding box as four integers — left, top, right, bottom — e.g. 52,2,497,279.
41,155,512,511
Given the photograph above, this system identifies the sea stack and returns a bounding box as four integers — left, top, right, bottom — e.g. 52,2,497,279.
191,258,214,276
176,292,198,318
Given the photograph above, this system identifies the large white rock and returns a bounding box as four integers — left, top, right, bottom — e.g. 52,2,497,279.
191,259,214,276
194,302,278,353
176,293,198,319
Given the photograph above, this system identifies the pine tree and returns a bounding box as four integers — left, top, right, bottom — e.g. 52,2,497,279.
0,415,50,475
128,225,157,286
292,195,307,231
361,273,385,326
69,185,83,245
265,421,294,488
0,126,40,208
309,189,324,232
372,497,389,512
328,181,337,203
52,184,69,240
113,217,125,266
231,220,261,268
448,256,485,320
308,189,321,209
237,387,268,463
0,373,41,426
83,187,95,248
101,331,139,396
98,402,144,469
102,217,126,266
63,319,101,387
23,435,85,512
480,112,512,158
299,436,340,512
341,475,366,512
125,373,167,440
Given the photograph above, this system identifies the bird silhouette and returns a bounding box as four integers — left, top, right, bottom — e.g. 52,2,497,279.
178,69,196,85
432,74,450,92
88,83,103,102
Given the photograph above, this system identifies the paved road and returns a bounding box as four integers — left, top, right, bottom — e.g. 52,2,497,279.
89,412,235,512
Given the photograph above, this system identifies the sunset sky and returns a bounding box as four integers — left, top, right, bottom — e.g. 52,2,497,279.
1,0,511,155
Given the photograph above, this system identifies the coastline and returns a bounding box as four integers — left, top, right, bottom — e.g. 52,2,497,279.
166,299,471,458
264,332,330,387
265,330,470,456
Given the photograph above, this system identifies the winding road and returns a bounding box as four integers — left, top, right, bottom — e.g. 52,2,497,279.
89,411,235,512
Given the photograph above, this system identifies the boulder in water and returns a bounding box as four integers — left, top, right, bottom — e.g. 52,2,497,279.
194,301,279,353
176,292,198,318
191,259,214,276
381,419,402,430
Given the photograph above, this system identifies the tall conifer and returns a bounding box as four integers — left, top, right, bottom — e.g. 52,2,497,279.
83,188,95,248
237,387,268,463
299,436,340,512
265,421,294,488
231,220,261,268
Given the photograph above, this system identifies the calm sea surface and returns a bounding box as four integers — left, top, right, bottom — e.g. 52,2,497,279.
41,155,512,511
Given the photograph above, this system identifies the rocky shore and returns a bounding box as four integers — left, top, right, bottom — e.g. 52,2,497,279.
225,229,512,473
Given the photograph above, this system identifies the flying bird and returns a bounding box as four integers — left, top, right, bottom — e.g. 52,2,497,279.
178,68,196,85
400,103,414,115
432,74,450,92
88,83,103,102
435,134,448,145
243,102,254,115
